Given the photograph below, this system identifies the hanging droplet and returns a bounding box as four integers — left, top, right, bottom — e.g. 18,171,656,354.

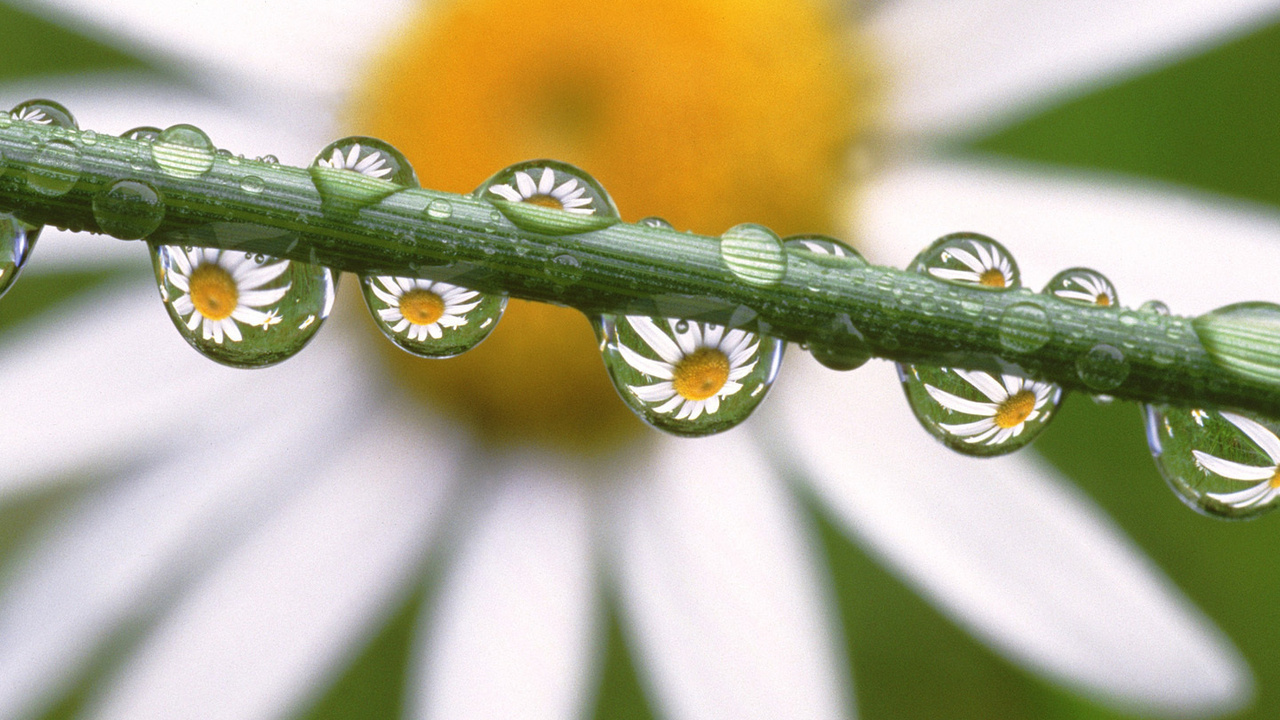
0,212,40,300
596,314,785,436
360,274,506,358
93,179,165,240
1194,302,1280,386
912,232,1019,290
26,140,81,197
1145,404,1280,519
899,364,1063,457
719,223,787,287
478,160,620,235
310,136,418,214
151,124,216,179
1044,267,1118,307
149,244,337,368
9,99,77,129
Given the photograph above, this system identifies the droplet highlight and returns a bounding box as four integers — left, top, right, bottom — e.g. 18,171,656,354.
361,275,506,358
479,160,620,235
899,364,1063,456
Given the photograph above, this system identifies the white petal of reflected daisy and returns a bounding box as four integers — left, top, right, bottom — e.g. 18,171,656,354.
1194,412,1280,510
619,317,759,421
370,276,482,342
14,106,52,124
925,369,1060,446
487,167,595,215
929,238,1016,287
316,142,393,178
164,247,290,344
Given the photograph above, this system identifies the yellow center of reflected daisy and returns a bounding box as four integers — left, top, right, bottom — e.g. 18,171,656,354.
672,348,731,401
400,289,446,326
1269,470,1280,489
351,0,876,450
1096,294,1112,307
979,269,1007,288
189,264,238,321
525,195,564,210
995,390,1037,429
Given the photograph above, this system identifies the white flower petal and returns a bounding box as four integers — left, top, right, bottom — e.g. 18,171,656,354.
858,158,1280,314
609,433,849,720
1218,412,1280,465
411,451,596,720
1191,451,1276,482
869,0,1280,138
765,355,1251,715
84,407,460,720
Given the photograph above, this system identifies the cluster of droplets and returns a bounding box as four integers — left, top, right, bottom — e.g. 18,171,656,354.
5,100,1280,519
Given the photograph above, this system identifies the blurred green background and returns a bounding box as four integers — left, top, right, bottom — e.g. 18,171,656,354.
1,3,1278,719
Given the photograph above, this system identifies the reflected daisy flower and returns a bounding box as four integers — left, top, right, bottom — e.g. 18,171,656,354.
620,317,759,420
0,1,1273,720
1195,412,1280,510
163,247,291,344
930,238,1016,287
925,370,1061,446
1051,269,1119,306
487,167,595,214
369,277,482,342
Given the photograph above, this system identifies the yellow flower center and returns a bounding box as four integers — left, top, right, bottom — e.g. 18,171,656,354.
1269,469,1280,490
1096,293,1112,307
351,0,876,450
525,194,564,210
400,289,446,326
995,390,1037,429
188,263,238,321
672,348,732,401
979,269,1007,288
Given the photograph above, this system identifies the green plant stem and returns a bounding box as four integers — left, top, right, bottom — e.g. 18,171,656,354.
0,119,1276,417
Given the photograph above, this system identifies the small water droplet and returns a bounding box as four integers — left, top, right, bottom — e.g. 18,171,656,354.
151,124,216,178
1140,300,1171,316
899,363,1063,456
80,129,97,145
720,223,786,287
0,212,40,299
240,175,265,193
149,242,337,367
120,126,161,142
361,274,506,358
9,99,77,129
1092,394,1115,405
1076,344,1129,390
998,302,1053,354
639,216,674,230
1044,267,1117,307
912,232,1019,290
257,154,279,164
596,314,784,436
782,234,865,266
26,140,81,196
93,179,165,240
310,136,418,213
544,253,584,285
478,160,620,235
1145,404,1280,519
1193,302,1280,386
426,199,453,219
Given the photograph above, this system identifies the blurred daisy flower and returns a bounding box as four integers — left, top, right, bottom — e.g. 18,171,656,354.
2,1,1280,720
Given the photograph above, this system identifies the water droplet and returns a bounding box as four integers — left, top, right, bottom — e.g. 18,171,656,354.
80,130,97,145
899,364,1063,456
478,160,620,235
596,314,785,436
782,234,864,263
1044,267,1117,307
639,216,674,230
310,136,417,213
719,223,786,287
151,124,216,179
1140,299,1171,316
998,301,1053,354
426,199,453,219
120,126,161,142
1076,344,1129,390
26,141,81,196
912,232,1019,290
149,243,336,368
1193,302,1280,386
258,154,280,164
361,274,506,358
0,212,40,300
544,253,584,286
240,175,265,193
9,99,77,129
93,179,165,240
1145,404,1280,519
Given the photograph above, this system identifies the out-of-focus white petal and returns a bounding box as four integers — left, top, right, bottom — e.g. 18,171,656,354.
608,433,850,720
12,0,416,109
766,355,1251,715
83,408,461,720
410,450,597,720
0,361,367,720
856,157,1280,314
0,283,361,502
868,0,1280,139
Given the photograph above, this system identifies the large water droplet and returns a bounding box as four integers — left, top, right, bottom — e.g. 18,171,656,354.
1076,343,1129,390
150,244,336,368
478,160,620,235
1145,404,1280,519
361,274,506,358
913,232,1019,290
0,212,40,300
9,99,77,129
1193,302,1280,386
596,314,785,436
899,364,1063,456
1044,267,1118,307
26,141,81,196
93,179,165,240
998,301,1053,354
310,136,418,214
151,124,216,179
720,223,786,287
